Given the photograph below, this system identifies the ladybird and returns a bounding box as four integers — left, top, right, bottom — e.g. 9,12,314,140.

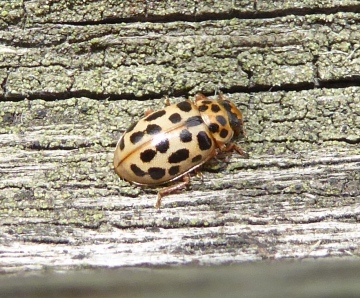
114,93,248,208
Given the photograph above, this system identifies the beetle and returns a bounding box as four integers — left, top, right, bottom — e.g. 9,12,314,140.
114,93,248,208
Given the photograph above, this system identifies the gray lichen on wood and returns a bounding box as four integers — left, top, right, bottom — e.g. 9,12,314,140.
0,0,359,275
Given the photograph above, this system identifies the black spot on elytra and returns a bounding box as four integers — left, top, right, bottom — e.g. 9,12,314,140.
140,149,157,162
198,105,208,112
208,123,219,133
197,131,212,151
168,113,182,124
146,124,162,135
168,148,190,163
201,100,212,104
130,131,144,144
222,101,233,115
216,115,227,126
155,138,170,153
119,137,125,150
126,121,137,133
220,128,229,138
145,110,166,121
177,101,192,112
131,164,146,177
186,116,203,127
192,154,202,163
211,104,221,113
180,129,192,143
168,165,180,176
148,167,166,180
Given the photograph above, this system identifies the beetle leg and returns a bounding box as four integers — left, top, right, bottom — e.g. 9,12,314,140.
224,143,249,158
164,96,170,106
194,93,208,102
155,174,191,209
145,96,170,116
144,109,154,116
218,91,225,102
194,168,204,180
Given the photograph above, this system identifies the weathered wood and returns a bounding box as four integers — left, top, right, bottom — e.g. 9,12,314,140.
0,0,359,276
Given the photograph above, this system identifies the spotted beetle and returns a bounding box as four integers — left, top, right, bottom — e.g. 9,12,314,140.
114,93,248,208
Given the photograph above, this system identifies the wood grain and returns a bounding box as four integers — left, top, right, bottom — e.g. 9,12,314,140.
0,0,359,278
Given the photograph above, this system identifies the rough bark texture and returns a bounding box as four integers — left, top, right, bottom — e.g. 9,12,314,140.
0,0,359,285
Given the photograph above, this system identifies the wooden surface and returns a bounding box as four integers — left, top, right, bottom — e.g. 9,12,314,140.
0,0,359,279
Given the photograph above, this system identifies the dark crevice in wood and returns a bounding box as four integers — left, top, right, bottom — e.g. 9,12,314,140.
35,5,360,26
24,141,95,151
22,237,71,244
2,79,360,103
318,78,360,89
112,219,225,230
326,137,360,145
